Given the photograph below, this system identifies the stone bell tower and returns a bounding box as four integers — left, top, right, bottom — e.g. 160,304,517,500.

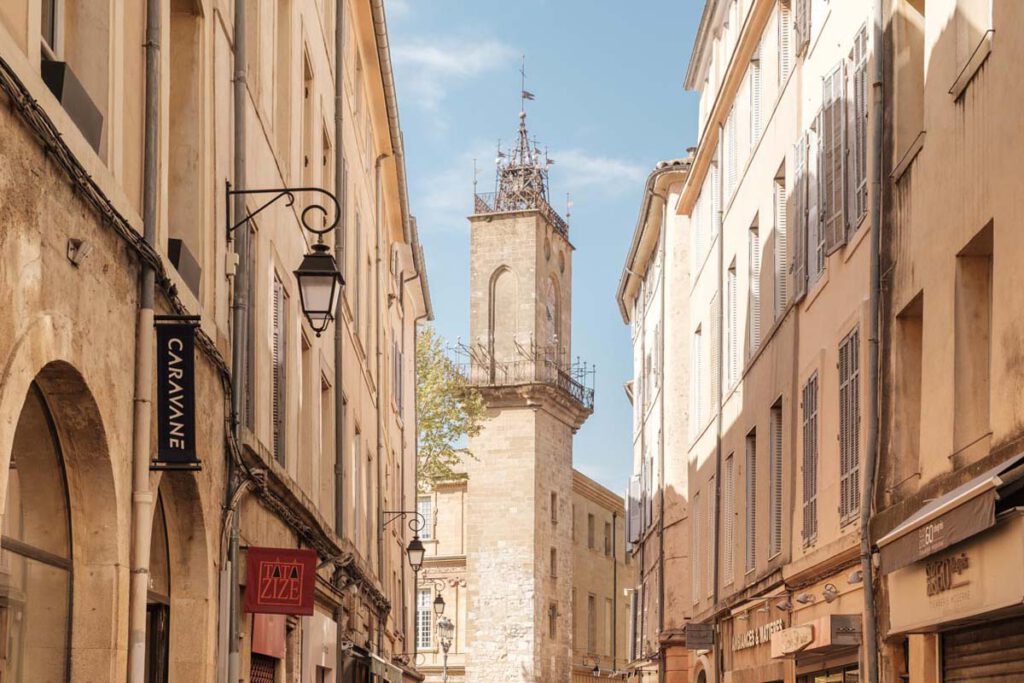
462,108,593,682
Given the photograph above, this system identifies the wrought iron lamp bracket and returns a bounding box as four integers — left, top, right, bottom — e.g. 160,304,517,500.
225,180,341,241
381,509,425,535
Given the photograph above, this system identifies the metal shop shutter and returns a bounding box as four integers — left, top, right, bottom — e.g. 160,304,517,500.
249,654,277,683
942,617,1024,681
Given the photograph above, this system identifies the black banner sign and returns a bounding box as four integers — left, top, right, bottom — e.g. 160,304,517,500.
153,319,201,470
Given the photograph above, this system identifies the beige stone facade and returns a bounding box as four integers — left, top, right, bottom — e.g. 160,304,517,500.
0,1,427,681
872,1,1024,681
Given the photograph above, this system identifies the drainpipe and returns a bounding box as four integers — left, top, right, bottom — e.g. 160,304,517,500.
860,1,883,681
127,0,160,679
334,0,349,675
227,0,249,680
654,188,667,683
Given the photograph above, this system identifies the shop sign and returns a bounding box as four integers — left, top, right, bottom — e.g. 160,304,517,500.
153,317,202,470
733,618,785,651
925,552,970,596
770,625,815,657
685,622,715,650
244,547,318,615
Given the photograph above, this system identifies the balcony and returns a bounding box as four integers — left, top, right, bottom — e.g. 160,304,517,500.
457,353,595,412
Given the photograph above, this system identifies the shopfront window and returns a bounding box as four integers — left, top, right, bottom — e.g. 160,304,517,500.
0,385,73,682
145,495,171,682
798,664,860,683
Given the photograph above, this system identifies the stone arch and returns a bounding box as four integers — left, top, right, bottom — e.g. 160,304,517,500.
488,266,518,368
693,653,713,683
540,273,563,361
156,470,215,680
0,314,124,681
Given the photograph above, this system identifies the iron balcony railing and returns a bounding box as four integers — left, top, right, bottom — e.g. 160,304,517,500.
460,358,595,411
473,191,570,239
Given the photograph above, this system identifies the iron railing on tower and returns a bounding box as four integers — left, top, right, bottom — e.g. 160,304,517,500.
472,191,570,239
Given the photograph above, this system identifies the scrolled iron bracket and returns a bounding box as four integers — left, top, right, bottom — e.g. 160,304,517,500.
225,180,341,240
381,509,425,535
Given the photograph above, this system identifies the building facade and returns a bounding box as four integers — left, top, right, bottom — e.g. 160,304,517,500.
415,109,632,682
677,1,878,681
0,0,428,681
618,159,693,683
873,1,1024,681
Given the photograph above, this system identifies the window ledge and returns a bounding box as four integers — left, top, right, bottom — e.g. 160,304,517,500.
950,30,994,100
891,131,926,183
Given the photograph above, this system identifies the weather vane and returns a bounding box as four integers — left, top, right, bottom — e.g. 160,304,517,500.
520,54,535,112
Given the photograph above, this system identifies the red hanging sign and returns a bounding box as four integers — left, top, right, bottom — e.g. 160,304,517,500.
244,547,318,615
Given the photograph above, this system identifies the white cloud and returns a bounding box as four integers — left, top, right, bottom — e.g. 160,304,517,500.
387,0,412,20
552,149,647,197
392,38,517,110
413,141,498,234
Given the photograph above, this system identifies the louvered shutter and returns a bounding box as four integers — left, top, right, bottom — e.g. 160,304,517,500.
711,158,722,238
706,474,715,598
726,109,737,200
824,62,848,254
272,278,287,465
745,434,757,572
774,179,788,316
723,455,734,583
801,375,818,544
727,268,737,385
750,44,762,145
692,491,701,601
808,116,823,279
793,0,810,55
628,589,638,661
244,227,258,427
770,406,783,556
839,329,861,524
710,294,721,418
628,474,642,544
749,228,761,353
851,28,869,225
778,1,792,83
791,136,808,300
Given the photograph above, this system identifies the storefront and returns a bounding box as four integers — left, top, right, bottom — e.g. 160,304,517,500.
771,613,861,683
880,454,1024,681
720,603,791,683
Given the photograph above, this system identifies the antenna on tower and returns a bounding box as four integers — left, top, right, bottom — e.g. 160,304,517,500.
566,192,573,224
520,54,535,112
473,158,478,195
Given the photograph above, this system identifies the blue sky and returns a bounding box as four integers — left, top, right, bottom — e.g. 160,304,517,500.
389,1,700,493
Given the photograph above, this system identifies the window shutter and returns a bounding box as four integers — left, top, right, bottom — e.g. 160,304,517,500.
851,27,869,225
628,474,642,544
710,294,721,418
692,491,701,602
808,116,823,280
778,1,792,83
824,62,847,255
774,178,789,316
745,434,757,573
750,45,762,145
272,278,287,465
628,589,638,661
794,0,810,55
706,474,715,598
839,329,861,524
769,405,783,557
791,136,808,301
749,228,761,354
723,455,735,583
727,267,737,385
801,374,818,544
727,109,738,200
711,159,722,238
693,329,704,432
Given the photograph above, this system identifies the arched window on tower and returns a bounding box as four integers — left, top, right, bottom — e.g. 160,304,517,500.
1,384,73,681
488,266,517,376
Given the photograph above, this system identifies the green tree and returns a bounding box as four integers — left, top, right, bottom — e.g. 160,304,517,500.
416,325,486,490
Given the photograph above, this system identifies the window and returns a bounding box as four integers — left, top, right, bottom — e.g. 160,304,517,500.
302,52,315,188
723,454,735,583
549,603,558,638
588,513,596,550
801,374,819,544
793,0,811,55
839,328,861,524
605,598,613,655
725,107,738,200
778,0,792,84
850,27,869,224
587,594,597,653
750,42,763,146
41,0,59,55
551,492,558,525
768,180,785,323
418,497,433,541
572,503,577,540
692,326,704,433
745,430,757,573
550,547,557,577
352,427,362,548
604,522,612,556
319,376,332,507
893,0,925,160
706,474,715,598
769,401,784,557
749,224,761,354
272,276,288,465
274,0,293,166
727,262,738,386
953,226,992,464
417,589,432,649
820,61,847,255
3,385,73,682
792,135,809,300
692,490,701,602
894,294,923,492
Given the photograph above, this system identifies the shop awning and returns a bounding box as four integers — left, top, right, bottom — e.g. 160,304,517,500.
878,452,1024,574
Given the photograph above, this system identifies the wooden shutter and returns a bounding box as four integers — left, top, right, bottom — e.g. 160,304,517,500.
692,491,701,601
723,455,735,583
824,62,847,255
770,404,783,557
793,0,810,55
745,432,757,572
727,266,737,385
774,177,789,316
628,474,642,544
851,27,869,225
726,108,738,200
750,43,762,144
808,115,822,279
778,1,792,83
706,474,715,598
711,158,722,238
272,277,287,465
839,328,861,524
749,227,761,353
710,293,721,417
791,136,808,301
801,375,818,544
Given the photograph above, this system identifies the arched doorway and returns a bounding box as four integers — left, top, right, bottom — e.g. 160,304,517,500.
145,494,171,682
0,383,73,681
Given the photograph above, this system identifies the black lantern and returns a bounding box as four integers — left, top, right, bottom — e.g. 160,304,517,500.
294,242,344,336
433,592,445,616
407,535,426,573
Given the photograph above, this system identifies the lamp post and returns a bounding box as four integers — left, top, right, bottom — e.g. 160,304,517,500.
437,615,454,682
